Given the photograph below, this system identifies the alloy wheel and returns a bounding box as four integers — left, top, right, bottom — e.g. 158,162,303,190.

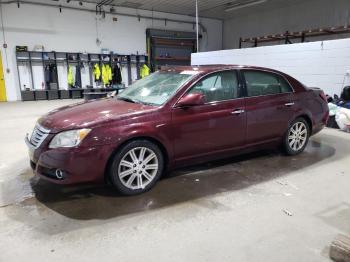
118,147,159,190
288,121,308,151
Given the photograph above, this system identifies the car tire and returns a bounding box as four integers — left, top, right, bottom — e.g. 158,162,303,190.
109,140,164,195
284,117,310,156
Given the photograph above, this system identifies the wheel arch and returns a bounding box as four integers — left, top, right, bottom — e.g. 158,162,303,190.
295,114,313,133
104,136,169,184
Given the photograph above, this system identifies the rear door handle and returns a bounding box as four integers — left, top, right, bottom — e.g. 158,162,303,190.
285,102,295,107
231,109,245,115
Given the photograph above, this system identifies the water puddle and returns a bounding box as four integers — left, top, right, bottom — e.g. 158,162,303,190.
0,169,36,207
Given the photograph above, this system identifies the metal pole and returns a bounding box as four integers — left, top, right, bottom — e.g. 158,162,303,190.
195,0,199,52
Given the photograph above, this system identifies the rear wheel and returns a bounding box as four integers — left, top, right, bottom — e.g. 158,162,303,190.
109,140,164,195
284,118,310,155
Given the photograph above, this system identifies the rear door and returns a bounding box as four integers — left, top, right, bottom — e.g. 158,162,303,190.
172,70,246,161
241,69,295,145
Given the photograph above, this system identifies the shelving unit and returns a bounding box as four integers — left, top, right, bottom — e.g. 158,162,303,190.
16,51,34,101
155,56,191,61
43,52,59,100
16,50,148,101
30,52,47,100
146,29,197,71
239,25,350,48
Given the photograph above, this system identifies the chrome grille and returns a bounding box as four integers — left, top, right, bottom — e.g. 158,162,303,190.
30,123,50,149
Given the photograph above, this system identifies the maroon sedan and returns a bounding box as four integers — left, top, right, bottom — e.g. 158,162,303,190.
26,65,329,195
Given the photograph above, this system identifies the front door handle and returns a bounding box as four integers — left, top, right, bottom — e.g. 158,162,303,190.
285,102,295,107
231,109,245,115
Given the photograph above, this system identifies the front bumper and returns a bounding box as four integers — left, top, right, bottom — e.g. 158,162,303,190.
25,135,115,185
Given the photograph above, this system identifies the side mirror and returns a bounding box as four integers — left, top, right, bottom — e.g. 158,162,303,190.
177,93,205,107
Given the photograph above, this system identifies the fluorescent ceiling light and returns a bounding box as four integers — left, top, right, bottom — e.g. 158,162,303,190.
225,0,267,12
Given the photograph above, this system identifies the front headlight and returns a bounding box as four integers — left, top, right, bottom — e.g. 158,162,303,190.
49,129,91,149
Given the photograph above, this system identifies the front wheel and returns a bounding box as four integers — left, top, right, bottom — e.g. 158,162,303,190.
109,140,164,195
284,118,310,155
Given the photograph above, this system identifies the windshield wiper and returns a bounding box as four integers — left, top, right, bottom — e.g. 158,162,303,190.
139,101,157,106
117,97,137,104
117,96,157,106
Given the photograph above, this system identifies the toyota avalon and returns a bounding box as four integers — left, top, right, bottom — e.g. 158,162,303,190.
26,65,329,195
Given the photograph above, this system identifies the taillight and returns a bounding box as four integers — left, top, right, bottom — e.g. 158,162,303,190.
319,92,327,102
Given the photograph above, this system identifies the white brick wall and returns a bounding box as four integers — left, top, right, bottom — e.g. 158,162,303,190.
191,38,350,96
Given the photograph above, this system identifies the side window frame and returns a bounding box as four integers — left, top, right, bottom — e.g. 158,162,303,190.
240,69,294,98
185,69,243,104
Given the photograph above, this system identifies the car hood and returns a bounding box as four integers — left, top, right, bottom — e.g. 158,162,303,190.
38,98,157,133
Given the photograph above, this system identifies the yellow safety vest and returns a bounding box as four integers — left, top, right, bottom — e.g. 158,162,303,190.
93,64,101,81
107,65,112,82
102,64,109,85
67,66,74,86
140,64,150,79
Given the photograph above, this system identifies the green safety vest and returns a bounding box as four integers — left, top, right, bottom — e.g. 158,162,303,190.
93,64,101,81
140,64,150,79
68,66,74,86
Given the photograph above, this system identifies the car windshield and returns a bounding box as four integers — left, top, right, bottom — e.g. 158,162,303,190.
117,71,194,106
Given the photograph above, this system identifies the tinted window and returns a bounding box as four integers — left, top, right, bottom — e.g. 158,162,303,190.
243,70,292,97
189,71,239,103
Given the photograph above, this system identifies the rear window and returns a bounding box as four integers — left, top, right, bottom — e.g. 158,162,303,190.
243,70,293,97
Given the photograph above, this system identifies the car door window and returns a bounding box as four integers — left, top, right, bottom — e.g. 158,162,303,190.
188,71,239,103
243,70,292,97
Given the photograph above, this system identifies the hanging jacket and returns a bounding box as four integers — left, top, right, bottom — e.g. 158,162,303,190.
75,64,82,88
67,65,74,87
112,64,122,85
50,64,58,84
101,64,109,86
140,64,150,79
44,65,50,86
107,65,112,82
93,63,101,81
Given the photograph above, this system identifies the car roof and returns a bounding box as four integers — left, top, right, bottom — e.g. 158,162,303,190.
160,64,289,76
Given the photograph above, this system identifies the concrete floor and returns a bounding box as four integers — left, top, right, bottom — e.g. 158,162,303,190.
0,100,349,262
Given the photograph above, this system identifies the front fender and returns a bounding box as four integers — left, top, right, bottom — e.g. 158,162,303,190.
81,113,174,165
117,123,173,159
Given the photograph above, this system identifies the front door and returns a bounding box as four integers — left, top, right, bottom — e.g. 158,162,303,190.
0,52,7,102
241,69,295,145
172,70,246,162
